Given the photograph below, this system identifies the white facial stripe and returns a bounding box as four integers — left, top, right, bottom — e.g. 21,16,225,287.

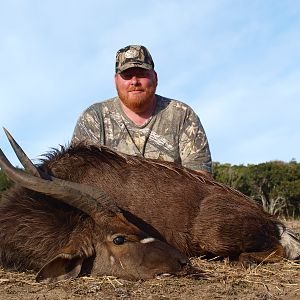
140,237,156,244
110,255,115,265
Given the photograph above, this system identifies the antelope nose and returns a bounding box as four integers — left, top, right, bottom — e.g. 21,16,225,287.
179,256,190,266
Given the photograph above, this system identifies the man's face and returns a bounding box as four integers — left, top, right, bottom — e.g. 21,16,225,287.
115,68,158,113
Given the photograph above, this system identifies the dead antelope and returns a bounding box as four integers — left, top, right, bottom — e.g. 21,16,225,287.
0,129,299,283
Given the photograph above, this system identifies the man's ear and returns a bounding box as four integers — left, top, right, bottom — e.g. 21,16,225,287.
114,73,118,87
36,253,84,283
153,70,158,87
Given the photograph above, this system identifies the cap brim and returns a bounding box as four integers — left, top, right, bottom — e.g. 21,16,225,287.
116,62,153,74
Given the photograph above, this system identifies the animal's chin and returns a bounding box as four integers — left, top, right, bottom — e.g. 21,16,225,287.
171,264,203,279
149,263,201,279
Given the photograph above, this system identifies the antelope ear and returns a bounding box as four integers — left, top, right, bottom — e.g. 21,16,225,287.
36,253,84,283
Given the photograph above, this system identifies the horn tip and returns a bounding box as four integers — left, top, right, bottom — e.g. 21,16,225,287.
3,127,10,137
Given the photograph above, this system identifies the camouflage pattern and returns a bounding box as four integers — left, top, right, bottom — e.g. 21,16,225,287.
115,45,154,74
72,95,212,173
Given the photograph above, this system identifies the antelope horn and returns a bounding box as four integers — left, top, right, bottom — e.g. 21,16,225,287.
3,127,42,178
2,128,115,209
0,147,120,220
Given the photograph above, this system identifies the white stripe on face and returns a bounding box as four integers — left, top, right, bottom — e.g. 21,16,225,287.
140,237,155,244
110,256,115,265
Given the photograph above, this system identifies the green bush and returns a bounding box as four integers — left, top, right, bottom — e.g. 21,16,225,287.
0,169,12,194
213,160,300,217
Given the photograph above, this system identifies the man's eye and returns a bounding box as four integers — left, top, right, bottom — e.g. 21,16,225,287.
121,74,132,80
136,74,146,78
120,71,147,80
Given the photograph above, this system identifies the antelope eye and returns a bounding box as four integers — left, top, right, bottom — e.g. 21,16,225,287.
113,236,126,245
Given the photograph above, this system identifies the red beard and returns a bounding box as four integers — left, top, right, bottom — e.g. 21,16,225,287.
117,86,156,113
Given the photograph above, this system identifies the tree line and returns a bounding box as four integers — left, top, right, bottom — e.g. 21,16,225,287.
213,160,300,217
1,159,299,217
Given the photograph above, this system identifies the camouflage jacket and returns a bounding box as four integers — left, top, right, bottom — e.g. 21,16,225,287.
72,95,212,172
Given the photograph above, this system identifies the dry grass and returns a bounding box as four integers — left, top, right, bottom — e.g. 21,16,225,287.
285,218,300,233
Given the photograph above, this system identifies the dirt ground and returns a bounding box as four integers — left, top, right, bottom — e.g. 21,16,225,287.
0,220,299,300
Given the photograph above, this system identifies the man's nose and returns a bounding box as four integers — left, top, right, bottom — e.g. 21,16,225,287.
130,76,139,85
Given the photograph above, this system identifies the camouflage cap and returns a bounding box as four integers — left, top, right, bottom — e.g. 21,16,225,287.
115,45,154,74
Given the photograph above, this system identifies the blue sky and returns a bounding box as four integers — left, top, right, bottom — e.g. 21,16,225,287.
0,0,299,167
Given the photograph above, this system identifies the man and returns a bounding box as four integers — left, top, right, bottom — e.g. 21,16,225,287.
72,45,212,176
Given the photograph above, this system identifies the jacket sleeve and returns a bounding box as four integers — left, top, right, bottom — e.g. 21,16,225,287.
179,108,212,173
71,105,104,145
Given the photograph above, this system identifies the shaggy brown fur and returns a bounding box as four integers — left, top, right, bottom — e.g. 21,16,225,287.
40,143,290,260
